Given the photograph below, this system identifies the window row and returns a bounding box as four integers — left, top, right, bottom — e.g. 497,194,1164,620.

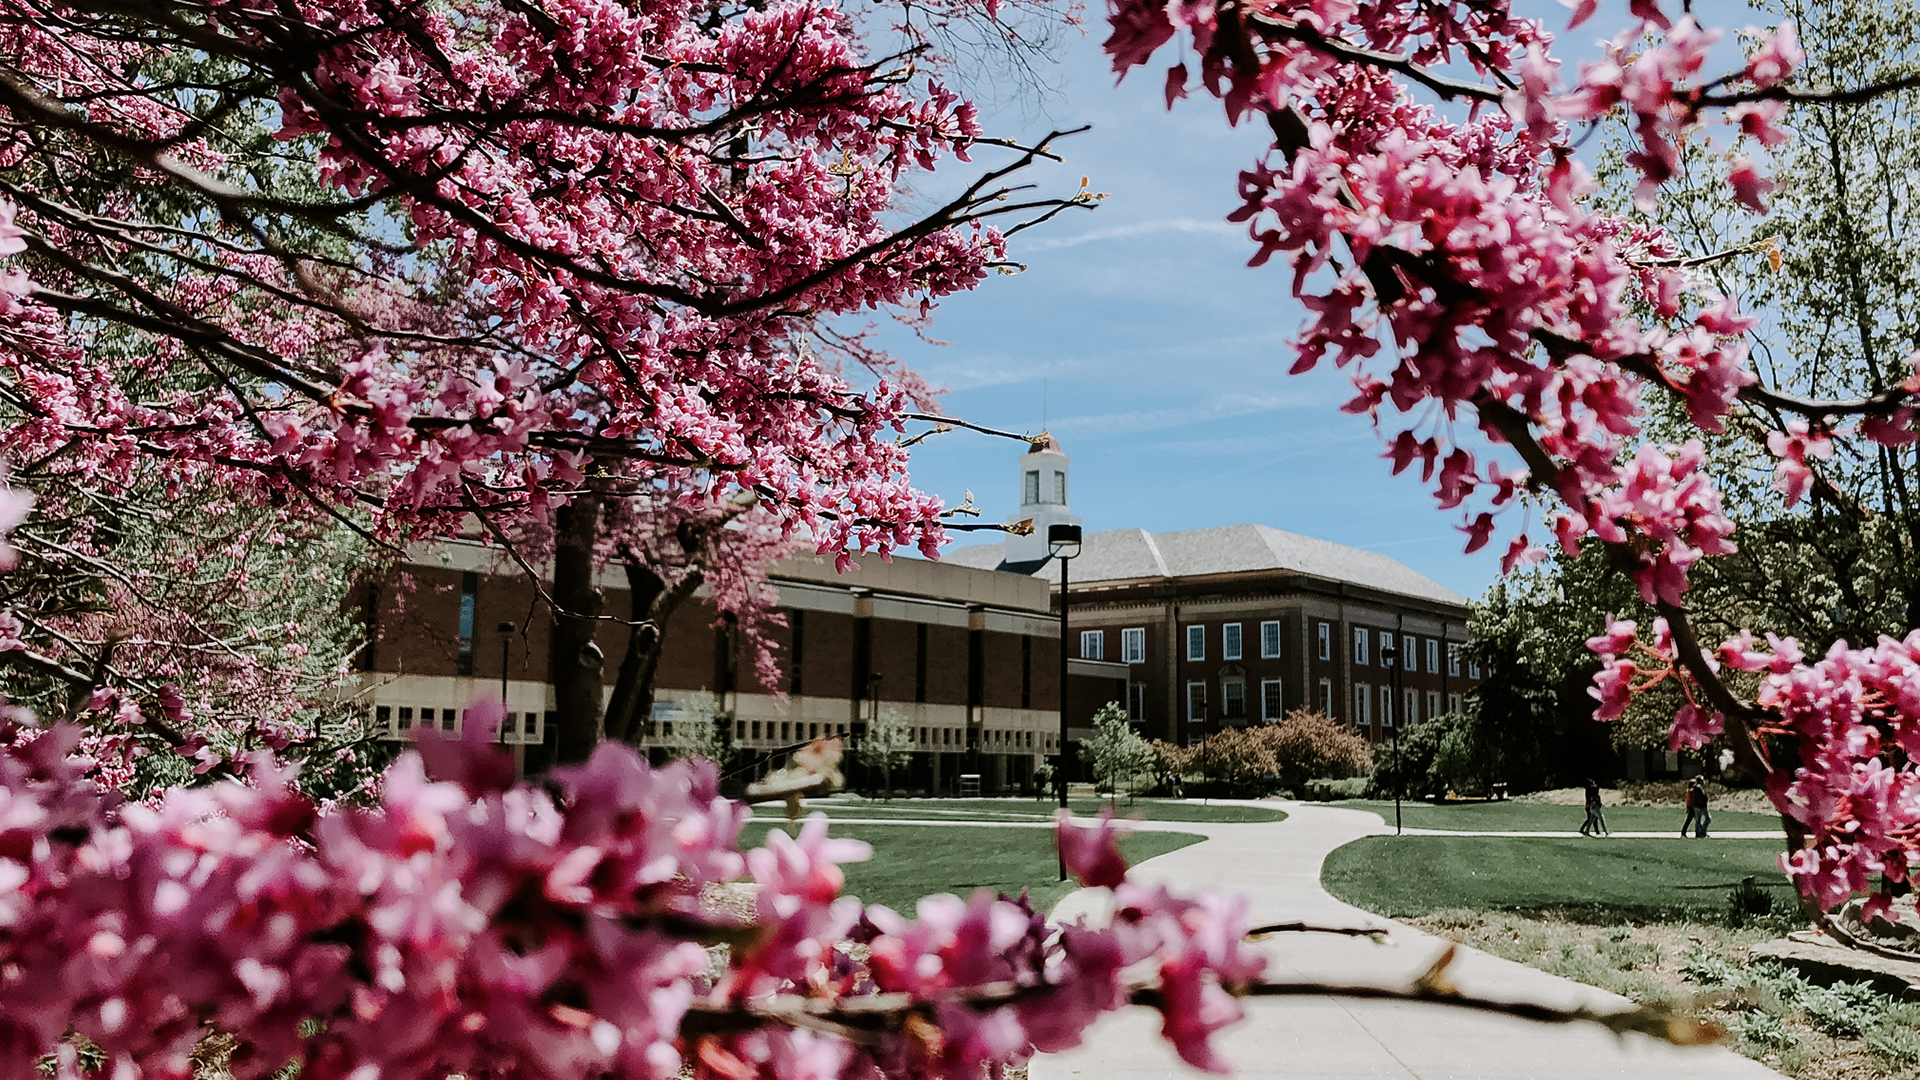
1336,627,1480,678
1348,686,1467,727
376,705,545,744
1182,677,1288,722
1175,621,1285,663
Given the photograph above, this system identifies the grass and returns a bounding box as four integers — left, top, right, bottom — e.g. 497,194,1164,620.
1322,834,1794,919
1333,798,1782,834
741,821,1206,912
751,796,1287,824
1410,909,1920,1080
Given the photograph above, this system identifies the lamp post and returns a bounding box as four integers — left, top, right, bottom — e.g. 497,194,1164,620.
1382,639,1402,835
1049,523,1082,881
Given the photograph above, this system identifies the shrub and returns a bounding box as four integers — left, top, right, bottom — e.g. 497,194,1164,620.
1259,709,1372,790
1187,727,1279,793
1302,777,1369,801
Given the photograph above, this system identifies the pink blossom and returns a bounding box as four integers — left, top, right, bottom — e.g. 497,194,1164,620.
1056,809,1132,889
1669,702,1725,750
1746,21,1804,88
1728,158,1775,213
1767,420,1834,508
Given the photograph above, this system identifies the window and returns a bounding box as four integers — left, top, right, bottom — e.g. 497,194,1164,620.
1448,643,1462,677
397,706,413,732
1427,690,1441,719
1469,658,1483,680
1024,470,1040,504
1222,678,1246,719
1187,625,1206,662
1081,629,1104,660
752,721,762,740
915,623,928,703
1404,634,1417,671
1129,683,1148,721
1352,627,1368,665
1380,686,1395,728
1354,683,1371,725
1317,622,1331,661
457,570,477,676
1426,638,1440,674
1379,631,1395,666
1262,679,1284,721
1021,635,1032,709
1261,621,1282,659
1320,678,1334,717
790,610,807,696
1186,681,1207,722
1121,627,1146,664
442,708,458,732
1405,688,1419,726
1054,471,1068,505
1448,692,1463,713
1223,623,1243,661
376,705,392,736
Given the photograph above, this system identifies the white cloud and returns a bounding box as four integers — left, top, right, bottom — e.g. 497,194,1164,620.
1015,217,1241,252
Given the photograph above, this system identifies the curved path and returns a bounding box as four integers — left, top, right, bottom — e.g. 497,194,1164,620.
1031,802,1780,1080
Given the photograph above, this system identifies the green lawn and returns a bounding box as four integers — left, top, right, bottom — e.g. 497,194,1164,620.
1322,835,1795,919
742,821,1206,912
1332,798,1783,834
752,796,1287,824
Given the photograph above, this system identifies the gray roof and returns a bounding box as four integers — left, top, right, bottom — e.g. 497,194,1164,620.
944,524,1467,606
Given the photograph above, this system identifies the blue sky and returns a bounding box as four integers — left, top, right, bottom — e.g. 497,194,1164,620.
868,24,1508,599
868,0,1767,600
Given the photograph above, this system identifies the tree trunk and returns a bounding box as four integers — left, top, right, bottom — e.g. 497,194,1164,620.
603,560,705,745
550,492,606,765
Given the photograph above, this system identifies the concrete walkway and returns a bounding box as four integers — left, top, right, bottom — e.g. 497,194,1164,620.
1031,802,1781,1080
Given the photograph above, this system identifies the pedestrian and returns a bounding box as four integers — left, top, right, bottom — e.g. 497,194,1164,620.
1579,778,1609,837
1682,776,1711,838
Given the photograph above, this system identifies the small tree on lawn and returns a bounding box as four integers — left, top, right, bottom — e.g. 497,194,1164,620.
856,706,916,799
1077,702,1155,804
658,693,737,773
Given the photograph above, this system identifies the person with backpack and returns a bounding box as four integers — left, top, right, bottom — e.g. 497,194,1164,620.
1579,778,1609,837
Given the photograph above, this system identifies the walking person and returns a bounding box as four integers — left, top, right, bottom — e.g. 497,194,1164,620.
1579,778,1609,837
1682,776,1711,838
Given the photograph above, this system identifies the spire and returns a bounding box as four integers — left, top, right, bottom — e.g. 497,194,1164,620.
1004,430,1080,565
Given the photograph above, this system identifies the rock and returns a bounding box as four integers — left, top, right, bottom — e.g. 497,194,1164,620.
1750,931,1920,1000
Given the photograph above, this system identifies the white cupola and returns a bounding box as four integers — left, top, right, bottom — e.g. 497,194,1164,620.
1003,432,1081,564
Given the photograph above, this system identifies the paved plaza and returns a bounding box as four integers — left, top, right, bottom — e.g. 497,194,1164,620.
1032,802,1783,1080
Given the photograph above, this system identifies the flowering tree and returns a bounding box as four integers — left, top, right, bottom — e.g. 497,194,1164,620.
0,707,1716,1080
1104,0,1920,937
0,0,1091,769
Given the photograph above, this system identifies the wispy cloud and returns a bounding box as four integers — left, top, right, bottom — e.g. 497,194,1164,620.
1016,217,1241,252
1055,390,1320,435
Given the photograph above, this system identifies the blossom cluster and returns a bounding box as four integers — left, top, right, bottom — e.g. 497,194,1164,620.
0,714,1265,1080
1588,616,1920,918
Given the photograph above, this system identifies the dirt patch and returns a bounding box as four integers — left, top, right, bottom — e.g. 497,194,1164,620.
1409,909,1920,1080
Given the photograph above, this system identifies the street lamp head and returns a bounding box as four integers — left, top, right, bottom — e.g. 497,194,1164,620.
498,622,516,635
1380,642,1396,668
1047,523,1082,559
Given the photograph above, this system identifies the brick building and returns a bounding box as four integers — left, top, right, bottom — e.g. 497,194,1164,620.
357,541,1127,793
946,440,1481,744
